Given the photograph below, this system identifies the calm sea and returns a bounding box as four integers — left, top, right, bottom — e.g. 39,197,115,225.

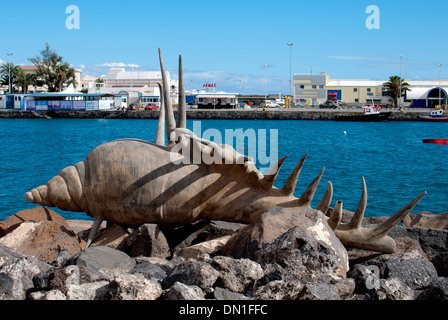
0,118,447,221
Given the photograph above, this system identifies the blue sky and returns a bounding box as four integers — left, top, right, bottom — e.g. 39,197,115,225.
1,0,447,94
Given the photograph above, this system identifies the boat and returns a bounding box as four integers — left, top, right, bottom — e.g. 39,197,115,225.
419,109,448,122
335,104,392,122
422,138,448,145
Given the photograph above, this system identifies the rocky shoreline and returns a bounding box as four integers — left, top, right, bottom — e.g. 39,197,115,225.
0,206,447,301
0,108,424,121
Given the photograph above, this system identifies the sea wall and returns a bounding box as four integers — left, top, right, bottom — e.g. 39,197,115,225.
0,109,423,121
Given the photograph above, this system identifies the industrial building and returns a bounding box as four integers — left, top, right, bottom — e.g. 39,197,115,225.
294,73,448,108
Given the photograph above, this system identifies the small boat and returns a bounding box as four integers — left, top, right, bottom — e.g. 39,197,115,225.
422,138,448,145
419,109,448,122
335,104,392,122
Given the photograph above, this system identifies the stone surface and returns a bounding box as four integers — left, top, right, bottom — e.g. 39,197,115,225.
0,221,81,264
89,224,131,250
0,207,69,237
222,207,349,274
214,287,250,300
163,281,205,300
374,278,415,300
430,252,448,277
122,224,170,259
162,261,220,290
68,246,136,275
299,283,342,300
29,289,67,300
256,226,342,278
134,256,174,274
0,243,24,268
348,264,380,294
0,256,52,300
389,225,448,258
174,235,231,259
211,255,264,293
130,262,167,282
428,277,448,300
108,273,162,300
254,280,304,300
403,212,448,230
384,251,438,290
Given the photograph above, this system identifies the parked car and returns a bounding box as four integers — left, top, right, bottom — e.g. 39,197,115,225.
145,103,158,110
319,100,339,109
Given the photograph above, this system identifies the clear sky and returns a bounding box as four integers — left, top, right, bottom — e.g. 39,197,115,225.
1,0,447,94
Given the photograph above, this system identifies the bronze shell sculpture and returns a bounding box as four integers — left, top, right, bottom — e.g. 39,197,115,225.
25,49,426,252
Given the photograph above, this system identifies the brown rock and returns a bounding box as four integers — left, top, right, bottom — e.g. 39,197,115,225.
403,212,448,230
123,224,170,259
174,235,231,259
90,225,132,250
221,207,349,274
0,221,81,264
0,207,68,237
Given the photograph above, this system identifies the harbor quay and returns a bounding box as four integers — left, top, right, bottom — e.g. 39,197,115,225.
0,107,426,121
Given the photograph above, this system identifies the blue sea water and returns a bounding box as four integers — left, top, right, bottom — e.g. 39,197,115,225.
0,118,447,221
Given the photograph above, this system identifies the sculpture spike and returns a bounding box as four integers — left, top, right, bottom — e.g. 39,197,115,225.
261,156,288,188
328,200,343,230
155,82,166,146
349,176,367,229
85,217,104,249
298,167,325,206
372,191,427,238
316,181,333,214
177,55,187,129
158,48,176,143
282,154,307,195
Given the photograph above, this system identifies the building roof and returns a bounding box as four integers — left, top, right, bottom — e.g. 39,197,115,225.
326,79,384,87
407,87,448,100
102,70,167,81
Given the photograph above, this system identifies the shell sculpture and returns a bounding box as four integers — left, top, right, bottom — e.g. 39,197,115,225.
25,49,427,252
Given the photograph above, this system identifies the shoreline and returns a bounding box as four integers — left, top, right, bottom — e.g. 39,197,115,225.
0,108,425,121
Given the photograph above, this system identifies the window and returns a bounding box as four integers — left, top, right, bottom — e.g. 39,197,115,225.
319,85,324,89
367,88,371,93
355,99,359,102
300,85,305,89
354,88,358,92
312,85,317,89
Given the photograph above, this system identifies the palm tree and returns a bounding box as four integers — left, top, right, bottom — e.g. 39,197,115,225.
0,62,33,93
383,75,411,107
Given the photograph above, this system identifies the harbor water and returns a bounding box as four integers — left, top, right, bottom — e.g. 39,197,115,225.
0,118,447,221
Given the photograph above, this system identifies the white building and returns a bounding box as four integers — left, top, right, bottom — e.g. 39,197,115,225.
88,68,179,105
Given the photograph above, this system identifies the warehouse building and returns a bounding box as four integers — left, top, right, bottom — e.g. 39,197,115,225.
293,74,448,108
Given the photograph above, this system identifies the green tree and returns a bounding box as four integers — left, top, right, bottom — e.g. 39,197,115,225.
28,43,77,92
0,62,21,93
383,75,411,107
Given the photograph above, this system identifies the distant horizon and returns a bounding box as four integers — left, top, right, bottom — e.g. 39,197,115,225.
1,1,447,94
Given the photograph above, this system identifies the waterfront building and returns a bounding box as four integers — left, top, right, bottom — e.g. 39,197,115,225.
294,73,448,108
186,90,239,109
89,68,179,106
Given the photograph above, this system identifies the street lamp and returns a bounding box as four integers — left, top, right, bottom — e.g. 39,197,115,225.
264,64,267,108
287,43,294,97
7,53,13,94
399,55,403,108
438,62,443,107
